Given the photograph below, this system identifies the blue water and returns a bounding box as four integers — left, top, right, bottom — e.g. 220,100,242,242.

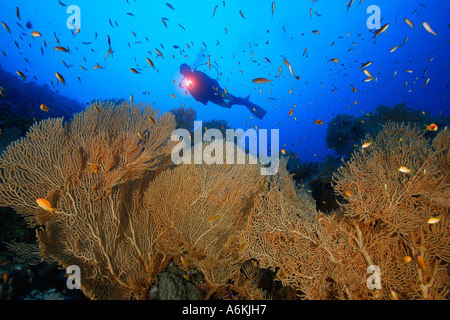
0,0,448,161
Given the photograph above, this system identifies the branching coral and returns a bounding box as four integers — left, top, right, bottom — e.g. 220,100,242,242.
0,102,270,299
326,103,450,158
238,123,449,300
0,101,176,299
331,122,449,299
326,114,366,156
145,141,269,299
169,106,197,133
0,101,448,300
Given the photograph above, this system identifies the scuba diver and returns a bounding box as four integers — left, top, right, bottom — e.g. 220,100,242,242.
179,63,267,119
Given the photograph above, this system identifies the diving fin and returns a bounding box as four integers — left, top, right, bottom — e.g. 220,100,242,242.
244,100,267,120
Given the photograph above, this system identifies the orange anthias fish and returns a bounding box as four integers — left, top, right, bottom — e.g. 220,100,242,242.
425,123,438,131
1,21,11,33
88,164,99,173
359,61,372,70
36,198,56,214
104,47,114,60
422,21,437,36
252,78,272,84
155,48,164,58
403,256,412,263
31,31,42,37
427,217,440,224
347,0,354,11
373,23,389,39
390,44,402,53
314,119,323,125
361,141,373,148
148,116,157,125
16,70,26,79
416,255,427,274
211,5,218,18
398,166,411,173
180,255,189,271
55,72,66,85
208,215,220,222
40,103,49,112
54,46,70,53
316,213,326,222
363,69,373,78
404,18,414,29
343,190,352,197
0,260,10,267
146,57,154,68
238,242,247,251
137,131,146,141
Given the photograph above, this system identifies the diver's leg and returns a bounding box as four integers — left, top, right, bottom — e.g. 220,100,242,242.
214,89,236,107
221,91,250,106
221,90,250,107
216,100,232,108
224,92,266,119
210,93,233,108
216,88,250,107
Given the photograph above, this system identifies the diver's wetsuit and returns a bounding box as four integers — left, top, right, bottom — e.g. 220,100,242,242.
185,70,233,106
182,66,266,119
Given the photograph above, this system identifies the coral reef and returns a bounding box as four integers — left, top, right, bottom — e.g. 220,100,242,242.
0,101,270,299
285,153,341,213
332,123,449,299
326,114,366,157
146,146,268,299
201,119,232,137
169,106,197,133
0,127,24,155
326,103,450,158
0,63,84,122
0,101,177,299
242,122,449,299
0,102,448,300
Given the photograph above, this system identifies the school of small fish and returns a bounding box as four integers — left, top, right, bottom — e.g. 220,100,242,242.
0,1,444,175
